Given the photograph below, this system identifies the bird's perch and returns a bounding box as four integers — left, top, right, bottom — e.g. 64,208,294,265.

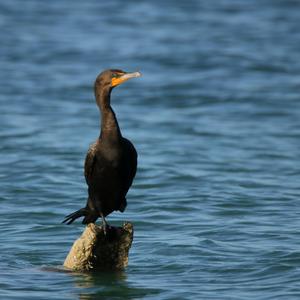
63,222,134,271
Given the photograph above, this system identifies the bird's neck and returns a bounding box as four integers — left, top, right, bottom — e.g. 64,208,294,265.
96,87,122,140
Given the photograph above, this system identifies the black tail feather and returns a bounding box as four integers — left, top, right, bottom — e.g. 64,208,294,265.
62,208,87,225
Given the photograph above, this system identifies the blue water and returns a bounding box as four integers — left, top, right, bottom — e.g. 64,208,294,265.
1,0,300,299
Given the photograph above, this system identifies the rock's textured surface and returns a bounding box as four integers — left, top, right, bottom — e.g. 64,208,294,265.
63,222,134,271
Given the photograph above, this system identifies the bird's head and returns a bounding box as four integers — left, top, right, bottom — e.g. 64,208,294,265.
95,69,142,91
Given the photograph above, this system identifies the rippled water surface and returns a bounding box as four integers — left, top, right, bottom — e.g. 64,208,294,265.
1,0,300,299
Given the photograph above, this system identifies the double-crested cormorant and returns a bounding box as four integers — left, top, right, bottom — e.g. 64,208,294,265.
63,69,141,232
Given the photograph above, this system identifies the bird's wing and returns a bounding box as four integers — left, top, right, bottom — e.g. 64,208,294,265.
84,143,97,186
121,138,138,195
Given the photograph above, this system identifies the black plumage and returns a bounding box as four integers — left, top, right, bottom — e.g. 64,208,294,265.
63,69,141,229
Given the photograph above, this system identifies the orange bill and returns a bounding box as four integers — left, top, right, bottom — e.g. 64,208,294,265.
111,71,142,87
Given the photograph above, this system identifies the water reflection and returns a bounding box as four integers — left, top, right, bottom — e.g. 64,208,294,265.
70,271,160,300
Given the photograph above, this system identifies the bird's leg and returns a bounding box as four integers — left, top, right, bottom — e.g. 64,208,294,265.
100,213,109,235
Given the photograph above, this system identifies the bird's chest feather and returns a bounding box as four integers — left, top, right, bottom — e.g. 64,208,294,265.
96,142,123,173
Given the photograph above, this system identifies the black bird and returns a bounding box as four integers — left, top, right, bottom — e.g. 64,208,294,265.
62,69,141,232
